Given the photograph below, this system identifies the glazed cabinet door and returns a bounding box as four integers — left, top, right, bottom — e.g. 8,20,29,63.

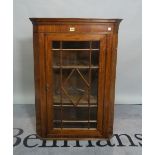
45,33,106,138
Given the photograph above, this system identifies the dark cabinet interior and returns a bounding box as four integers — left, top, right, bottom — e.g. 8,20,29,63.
52,40,99,129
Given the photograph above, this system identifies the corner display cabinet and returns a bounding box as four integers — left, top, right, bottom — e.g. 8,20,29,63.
30,18,122,139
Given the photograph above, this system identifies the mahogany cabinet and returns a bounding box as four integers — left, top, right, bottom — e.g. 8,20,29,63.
30,18,122,139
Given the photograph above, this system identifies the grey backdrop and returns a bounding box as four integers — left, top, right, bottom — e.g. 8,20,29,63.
13,0,142,104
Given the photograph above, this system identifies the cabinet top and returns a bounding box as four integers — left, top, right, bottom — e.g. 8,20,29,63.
29,18,122,25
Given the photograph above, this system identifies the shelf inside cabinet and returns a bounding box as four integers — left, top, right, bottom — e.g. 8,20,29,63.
53,95,97,105
52,48,100,51
53,65,99,69
53,104,97,107
53,120,97,123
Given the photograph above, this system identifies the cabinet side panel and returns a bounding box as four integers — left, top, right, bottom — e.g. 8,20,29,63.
33,32,47,137
103,29,119,137
33,33,41,136
108,32,119,135
103,34,113,137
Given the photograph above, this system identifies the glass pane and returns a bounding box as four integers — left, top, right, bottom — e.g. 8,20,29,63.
61,51,89,66
53,107,97,120
91,69,98,103
62,69,89,105
52,41,100,129
62,41,89,49
92,51,99,66
53,122,97,128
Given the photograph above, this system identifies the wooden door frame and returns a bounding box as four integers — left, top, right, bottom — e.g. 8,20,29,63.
44,33,107,138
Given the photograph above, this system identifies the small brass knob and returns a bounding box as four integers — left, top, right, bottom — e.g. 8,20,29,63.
69,27,75,31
